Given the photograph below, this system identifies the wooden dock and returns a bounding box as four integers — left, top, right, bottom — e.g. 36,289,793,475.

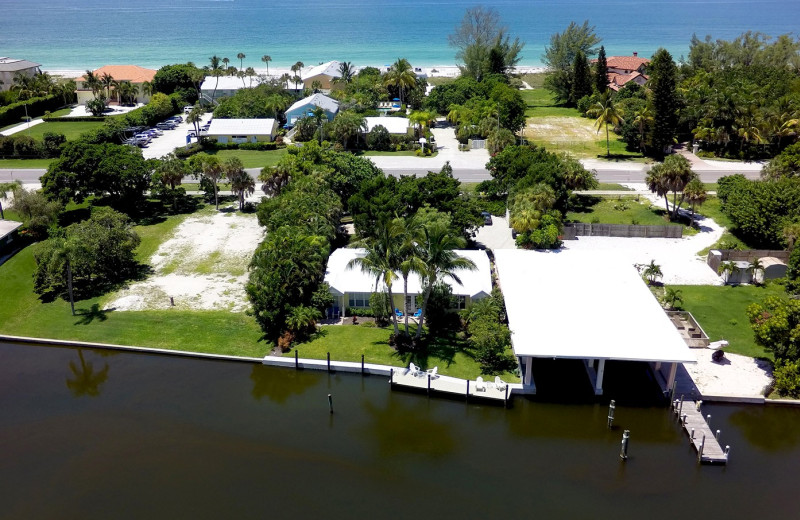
390,368,513,405
672,398,729,464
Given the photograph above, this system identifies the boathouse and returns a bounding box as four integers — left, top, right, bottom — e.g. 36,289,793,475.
494,249,695,396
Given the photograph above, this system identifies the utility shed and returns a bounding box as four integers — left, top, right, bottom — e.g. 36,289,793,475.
494,249,695,395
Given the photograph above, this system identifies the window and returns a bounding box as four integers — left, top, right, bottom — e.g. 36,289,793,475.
455,295,467,310
348,292,371,308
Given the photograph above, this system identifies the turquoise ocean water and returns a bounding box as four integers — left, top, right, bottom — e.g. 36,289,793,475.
2,0,799,70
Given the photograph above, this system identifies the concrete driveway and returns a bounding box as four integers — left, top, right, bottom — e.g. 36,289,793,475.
474,214,516,250
141,113,212,160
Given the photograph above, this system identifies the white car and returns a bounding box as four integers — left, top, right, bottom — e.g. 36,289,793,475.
184,105,194,114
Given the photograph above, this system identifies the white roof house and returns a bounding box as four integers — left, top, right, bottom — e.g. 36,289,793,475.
302,61,342,81
325,248,492,299
494,249,694,394
0,57,41,92
205,118,278,143
364,116,410,135
200,75,263,104
285,93,339,124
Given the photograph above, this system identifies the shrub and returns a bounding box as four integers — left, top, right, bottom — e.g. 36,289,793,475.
773,361,800,398
12,135,38,158
0,94,66,128
367,125,391,151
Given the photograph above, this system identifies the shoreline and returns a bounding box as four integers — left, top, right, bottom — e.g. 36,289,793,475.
44,64,548,80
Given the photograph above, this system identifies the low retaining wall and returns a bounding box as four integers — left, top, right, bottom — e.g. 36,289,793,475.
263,354,394,376
563,223,682,240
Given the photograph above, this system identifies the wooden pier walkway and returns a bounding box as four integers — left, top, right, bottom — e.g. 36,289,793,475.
672,398,729,464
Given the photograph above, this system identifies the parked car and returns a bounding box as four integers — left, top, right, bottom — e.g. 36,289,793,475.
169,115,183,123
481,211,493,225
183,105,194,114
156,122,176,130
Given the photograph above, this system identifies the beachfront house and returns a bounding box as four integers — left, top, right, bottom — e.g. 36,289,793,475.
494,249,695,396
363,116,412,136
285,93,339,125
75,65,157,105
0,57,41,92
592,53,650,92
204,118,278,143
300,61,341,92
324,248,491,318
199,75,263,105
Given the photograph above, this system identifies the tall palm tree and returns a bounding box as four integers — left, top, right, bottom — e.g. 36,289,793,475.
140,80,153,100
83,69,102,99
225,157,254,210
100,72,115,101
348,219,402,335
632,105,652,153
209,55,222,104
683,178,707,226
261,55,272,76
415,223,476,340
587,91,624,157
383,58,416,106
117,81,137,105
187,105,204,135
395,216,425,334
291,61,305,90
199,154,225,210
245,67,256,87
718,260,738,284
334,61,355,86
310,105,327,144
222,57,230,72
237,52,246,70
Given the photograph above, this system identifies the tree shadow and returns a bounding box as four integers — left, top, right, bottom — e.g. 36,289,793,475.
568,194,601,214
594,153,645,162
73,303,116,325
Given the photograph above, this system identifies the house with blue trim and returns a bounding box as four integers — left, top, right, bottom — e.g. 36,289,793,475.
285,93,339,126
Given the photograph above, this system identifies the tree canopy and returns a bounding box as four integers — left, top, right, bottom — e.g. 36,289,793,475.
448,6,524,80
543,21,601,105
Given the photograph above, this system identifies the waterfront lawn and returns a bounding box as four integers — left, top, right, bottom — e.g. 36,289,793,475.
671,283,785,360
0,158,55,169
200,149,286,169
290,324,520,382
521,88,580,118
0,211,268,357
567,195,683,227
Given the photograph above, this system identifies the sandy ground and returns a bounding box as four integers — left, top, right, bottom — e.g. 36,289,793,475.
107,208,263,312
525,116,599,142
680,349,773,398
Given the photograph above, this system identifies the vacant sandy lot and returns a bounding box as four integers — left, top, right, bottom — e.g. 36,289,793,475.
525,116,600,142
108,208,264,312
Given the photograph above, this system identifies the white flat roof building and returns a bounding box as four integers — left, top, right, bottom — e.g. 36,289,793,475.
205,118,277,143
494,249,694,394
364,116,410,135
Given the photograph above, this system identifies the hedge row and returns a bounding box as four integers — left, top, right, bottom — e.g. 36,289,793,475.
173,139,282,158
77,92,183,145
0,95,67,128
42,115,106,122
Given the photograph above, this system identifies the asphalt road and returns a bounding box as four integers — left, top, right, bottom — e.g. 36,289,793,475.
0,165,761,186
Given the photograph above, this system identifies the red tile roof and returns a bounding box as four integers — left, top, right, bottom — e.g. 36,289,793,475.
75,65,156,84
605,55,650,72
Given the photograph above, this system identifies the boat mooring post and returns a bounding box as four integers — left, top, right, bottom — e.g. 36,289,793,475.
620,430,630,460
698,434,706,462
328,394,333,414
361,354,365,374
327,352,331,373
295,349,299,369
465,380,470,402
389,368,394,384
427,373,431,396
607,399,616,429
678,395,684,417
707,414,712,429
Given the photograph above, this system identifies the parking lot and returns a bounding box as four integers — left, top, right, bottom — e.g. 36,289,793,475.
140,112,212,160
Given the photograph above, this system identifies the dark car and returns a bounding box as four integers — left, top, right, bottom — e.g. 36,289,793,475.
481,211,493,225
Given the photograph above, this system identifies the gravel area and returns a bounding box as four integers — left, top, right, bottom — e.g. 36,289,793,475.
682,349,773,398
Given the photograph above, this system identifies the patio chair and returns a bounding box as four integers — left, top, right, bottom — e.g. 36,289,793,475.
426,366,439,379
395,308,404,317
475,376,486,392
494,376,507,391
408,362,423,377
412,308,422,318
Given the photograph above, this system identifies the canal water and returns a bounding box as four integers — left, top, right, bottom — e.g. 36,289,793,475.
1,341,799,519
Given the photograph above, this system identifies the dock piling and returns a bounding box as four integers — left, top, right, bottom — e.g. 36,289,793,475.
707,414,711,429
715,429,720,441
427,374,431,396
698,434,705,462
361,354,364,374
620,430,630,460
607,399,616,429
678,395,684,417
295,349,298,369
327,352,331,373
465,380,470,402
691,428,695,440
328,393,333,414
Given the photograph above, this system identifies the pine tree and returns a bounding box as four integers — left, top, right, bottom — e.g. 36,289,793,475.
594,45,608,93
649,48,679,157
569,51,592,105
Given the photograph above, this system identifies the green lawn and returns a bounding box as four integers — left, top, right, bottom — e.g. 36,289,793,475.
289,324,520,382
19,121,105,141
671,283,786,360
201,148,287,169
47,107,75,118
0,158,55,169
520,88,581,118
594,183,633,191
567,195,684,227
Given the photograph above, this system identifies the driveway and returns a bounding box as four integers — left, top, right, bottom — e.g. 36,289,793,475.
141,113,212,160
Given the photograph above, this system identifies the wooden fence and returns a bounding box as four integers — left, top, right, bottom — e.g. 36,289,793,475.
562,223,683,240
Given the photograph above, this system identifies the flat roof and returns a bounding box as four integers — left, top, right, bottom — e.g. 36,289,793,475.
0,220,23,240
200,75,261,91
494,249,695,364
364,116,409,134
0,57,40,72
325,247,492,299
206,118,276,135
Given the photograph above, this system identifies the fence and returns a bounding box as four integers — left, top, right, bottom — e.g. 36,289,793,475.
706,249,790,274
469,139,486,150
562,223,683,240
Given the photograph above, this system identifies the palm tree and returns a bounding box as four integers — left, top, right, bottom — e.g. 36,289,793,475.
310,105,327,143
116,81,137,105
100,72,115,101
199,154,225,210
642,260,663,285
225,157,255,210
662,287,683,310
311,79,322,93
783,221,800,250
632,105,652,153
415,223,476,340
222,57,230,72
209,55,222,104
587,91,624,157
334,61,355,86
82,69,102,98
245,67,256,87
291,61,304,90
718,260,738,284
749,258,765,285
395,216,425,334
155,153,187,212
237,52,246,70
187,105,204,135
384,58,416,106
347,219,402,335
683,178,707,226
66,349,109,397
261,55,272,76
140,80,153,100
408,110,437,139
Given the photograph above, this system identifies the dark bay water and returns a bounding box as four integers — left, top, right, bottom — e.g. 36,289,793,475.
1,341,800,519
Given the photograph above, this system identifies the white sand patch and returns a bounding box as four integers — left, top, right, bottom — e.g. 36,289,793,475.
685,349,773,398
108,208,264,312
526,117,600,142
